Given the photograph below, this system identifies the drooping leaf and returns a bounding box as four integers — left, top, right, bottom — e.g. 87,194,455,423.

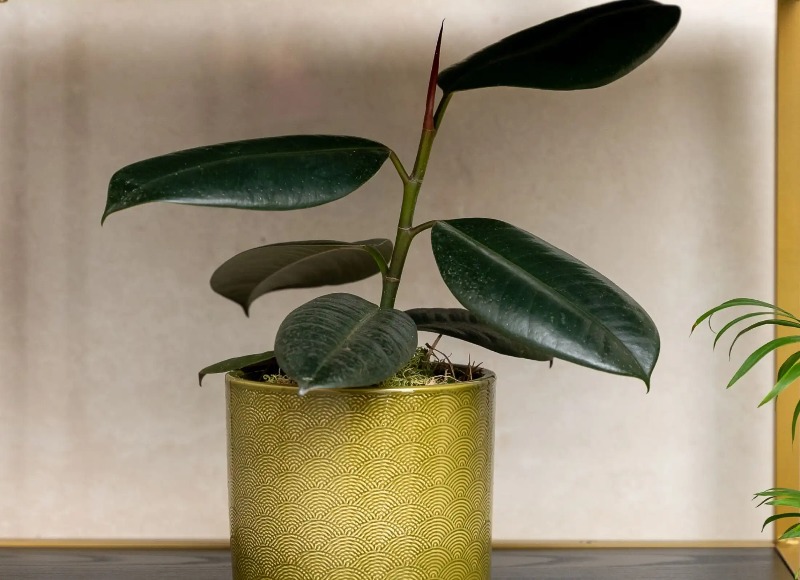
711,311,774,350
274,293,417,394
780,523,800,541
761,512,800,532
437,0,680,93
779,352,800,382
727,319,800,358
792,398,800,442
210,239,392,314
198,351,274,386
406,307,552,363
692,298,800,333
758,359,800,408
431,218,659,386
726,336,800,389
103,135,390,222
754,488,800,510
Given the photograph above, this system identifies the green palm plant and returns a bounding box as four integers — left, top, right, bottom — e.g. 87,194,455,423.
694,298,800,576
104,1,680,394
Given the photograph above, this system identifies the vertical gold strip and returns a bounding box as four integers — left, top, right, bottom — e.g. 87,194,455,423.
776,0,800,570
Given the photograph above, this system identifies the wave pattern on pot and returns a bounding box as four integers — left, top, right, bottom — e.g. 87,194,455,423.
226,373,495,580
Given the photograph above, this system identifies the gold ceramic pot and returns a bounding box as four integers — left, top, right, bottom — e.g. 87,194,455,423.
225,368,495,580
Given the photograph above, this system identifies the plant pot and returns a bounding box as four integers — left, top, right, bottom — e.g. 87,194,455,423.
225,366,495,580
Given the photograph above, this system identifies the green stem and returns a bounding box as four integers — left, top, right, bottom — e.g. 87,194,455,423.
360,245,389,277
388,150,410,185
380,127,439,309
433,93,452,130
408,219,438,237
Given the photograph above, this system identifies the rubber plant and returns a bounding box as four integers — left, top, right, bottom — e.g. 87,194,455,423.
694,299,800,578
104,1,680,395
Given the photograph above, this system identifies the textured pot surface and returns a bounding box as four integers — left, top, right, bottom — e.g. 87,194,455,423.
226,369,495,580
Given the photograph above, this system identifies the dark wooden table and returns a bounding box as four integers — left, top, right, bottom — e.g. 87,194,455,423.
0,547,790,579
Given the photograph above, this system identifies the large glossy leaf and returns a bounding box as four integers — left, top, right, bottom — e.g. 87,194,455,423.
275,293,418,394
103,135,390,222
431,218,659,386
211,239,392,314
406,307,552,363
437,0,680,93
198,350,274,386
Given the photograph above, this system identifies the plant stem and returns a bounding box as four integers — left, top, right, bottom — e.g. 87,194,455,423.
433,93,452,130
380,127,438,309
388,150,410,185
408,219,438,237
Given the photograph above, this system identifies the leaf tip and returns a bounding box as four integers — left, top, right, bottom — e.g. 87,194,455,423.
198,373,206,386
423,21,444,130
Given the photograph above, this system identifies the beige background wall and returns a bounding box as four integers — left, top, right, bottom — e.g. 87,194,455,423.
0,0,776,540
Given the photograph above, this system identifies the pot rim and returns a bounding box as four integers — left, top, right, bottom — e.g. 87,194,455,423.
226,365,495,396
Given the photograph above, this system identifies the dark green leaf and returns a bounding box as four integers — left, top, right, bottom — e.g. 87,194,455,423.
406,307,552,363
198,351,274,385
437,0,680,93
103,135,390,222
431,218,659,386
210,239,392,314
274,293,417,394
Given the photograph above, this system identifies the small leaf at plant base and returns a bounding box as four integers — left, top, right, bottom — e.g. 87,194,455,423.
406,308,552,363
198,351,274,385
437,0,680,93
431,218,659,386
211,239,393,314
103,135,390,222
275,293,417,393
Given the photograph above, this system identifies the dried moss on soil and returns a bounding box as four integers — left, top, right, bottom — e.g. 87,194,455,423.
263,347,481,388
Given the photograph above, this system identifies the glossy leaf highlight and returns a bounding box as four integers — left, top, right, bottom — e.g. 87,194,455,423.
104,135,390,222
211,239,392,314
406,307,552,363
431,218,659,385
438,0,680,93
275,293,418,394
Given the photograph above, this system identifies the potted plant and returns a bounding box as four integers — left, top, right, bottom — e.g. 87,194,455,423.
694,299,800,578
104,2,680,578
